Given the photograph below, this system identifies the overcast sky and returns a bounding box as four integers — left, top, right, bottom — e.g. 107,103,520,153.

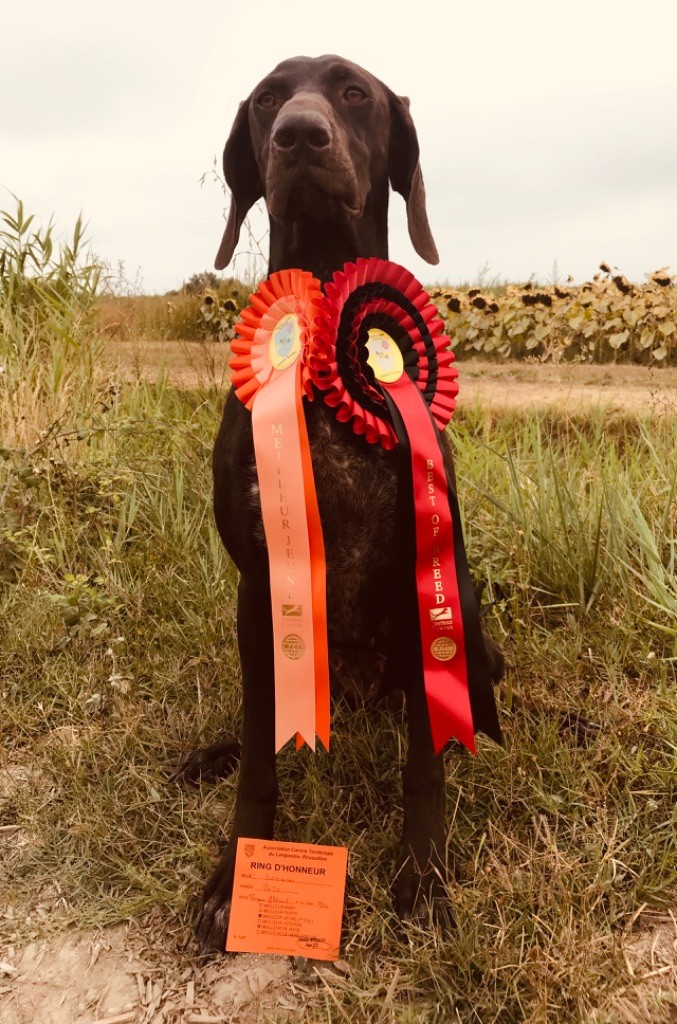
2,0,676,293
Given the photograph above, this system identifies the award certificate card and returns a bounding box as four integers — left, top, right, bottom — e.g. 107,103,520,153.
226,838,348,960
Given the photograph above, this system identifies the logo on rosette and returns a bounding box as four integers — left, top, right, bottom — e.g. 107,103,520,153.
365,328,404,383
270,314,301,370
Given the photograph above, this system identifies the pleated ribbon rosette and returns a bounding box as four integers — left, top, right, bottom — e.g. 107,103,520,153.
308,258,501,754
229,269,330,753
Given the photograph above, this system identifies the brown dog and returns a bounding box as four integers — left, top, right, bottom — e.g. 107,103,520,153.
174,55,504,953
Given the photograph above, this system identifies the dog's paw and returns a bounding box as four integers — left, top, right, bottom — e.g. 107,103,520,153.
393,856,454,934
195,849,237,954
169,739,241,786
195,893,232,956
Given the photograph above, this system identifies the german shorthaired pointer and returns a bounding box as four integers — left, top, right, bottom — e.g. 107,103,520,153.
173,55,504,953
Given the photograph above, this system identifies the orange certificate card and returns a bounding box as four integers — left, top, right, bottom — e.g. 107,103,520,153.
225,838,348,961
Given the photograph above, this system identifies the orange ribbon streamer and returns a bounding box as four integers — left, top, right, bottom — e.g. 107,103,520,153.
230,272,330,752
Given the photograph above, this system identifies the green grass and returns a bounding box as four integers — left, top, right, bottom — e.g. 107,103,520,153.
1,204,675,1022
1,362,675,1022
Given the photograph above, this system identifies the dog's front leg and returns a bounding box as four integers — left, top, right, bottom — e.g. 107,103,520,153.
394,680,452,929
195,576,278,953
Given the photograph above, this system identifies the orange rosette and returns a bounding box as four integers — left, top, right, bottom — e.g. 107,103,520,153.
229,270,329,753
229,269,321,407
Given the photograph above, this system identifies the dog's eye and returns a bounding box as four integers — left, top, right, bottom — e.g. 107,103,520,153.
344,86,367,103
257,91,277,109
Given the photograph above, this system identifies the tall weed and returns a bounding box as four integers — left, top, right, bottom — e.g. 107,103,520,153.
453,409,676,644
0,200,103,447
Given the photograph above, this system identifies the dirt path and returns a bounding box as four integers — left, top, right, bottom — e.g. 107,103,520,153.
0,914,347,1024
102,340,677,415
458,360,677,415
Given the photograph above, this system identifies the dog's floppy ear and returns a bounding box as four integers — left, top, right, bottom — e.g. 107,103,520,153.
214,99,264,271
388,93,439,266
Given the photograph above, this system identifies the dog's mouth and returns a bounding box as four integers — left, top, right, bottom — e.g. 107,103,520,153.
267,163,363,224
288,185,363,222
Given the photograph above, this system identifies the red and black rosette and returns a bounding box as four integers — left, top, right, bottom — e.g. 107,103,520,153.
309,258,501,754
307,258,459,449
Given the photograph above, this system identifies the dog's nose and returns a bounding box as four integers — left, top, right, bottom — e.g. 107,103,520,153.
272,112,331,154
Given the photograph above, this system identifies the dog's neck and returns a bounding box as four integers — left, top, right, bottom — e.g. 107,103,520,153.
267,188,389,285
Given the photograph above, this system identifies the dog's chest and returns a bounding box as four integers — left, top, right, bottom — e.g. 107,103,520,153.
248,402,399,643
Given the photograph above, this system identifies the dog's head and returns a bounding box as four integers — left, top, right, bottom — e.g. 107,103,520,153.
215,55,439,272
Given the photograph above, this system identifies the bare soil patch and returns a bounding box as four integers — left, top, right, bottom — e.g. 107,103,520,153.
0,912,350,1024
592,913,677,1024
101,339,677,415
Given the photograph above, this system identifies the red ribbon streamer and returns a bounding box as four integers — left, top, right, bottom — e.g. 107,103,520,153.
382,373,476,754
